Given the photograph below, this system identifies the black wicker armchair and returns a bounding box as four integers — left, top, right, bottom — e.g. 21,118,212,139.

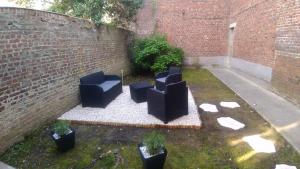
155,66,182,91
79,71,122,108
147,81,188,124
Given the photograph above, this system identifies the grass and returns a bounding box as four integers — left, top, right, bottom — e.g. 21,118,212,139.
1,67,300,169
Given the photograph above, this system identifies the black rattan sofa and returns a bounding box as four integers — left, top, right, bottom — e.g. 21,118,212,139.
147,81,188,124
79,71,122,108
155,66,182,91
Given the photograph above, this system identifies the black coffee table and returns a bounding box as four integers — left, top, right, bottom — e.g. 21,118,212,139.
129,81,154,103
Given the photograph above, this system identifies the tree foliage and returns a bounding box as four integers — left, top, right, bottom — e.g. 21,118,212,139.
48,0,106,26
14,0,32,8
14,0,52,8
15,0,144,27
52,0,144,27
105,0,144,27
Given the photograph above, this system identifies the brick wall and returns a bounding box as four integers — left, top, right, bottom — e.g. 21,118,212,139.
229,0,277,68
0,8,131,154
136,0,230,58
136,0,300,104
136,0,156,37
136,0,276,66
272,0,300,105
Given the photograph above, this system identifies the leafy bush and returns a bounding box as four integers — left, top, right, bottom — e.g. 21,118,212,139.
143,132,165,155
52,121,70,136
132,35,184,74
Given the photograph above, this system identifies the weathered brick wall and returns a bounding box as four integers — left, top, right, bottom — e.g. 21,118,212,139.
272,0,300,105
136,0,300,104
0,8,131,153
229,0,277,68
136,0,230,58
136,0,156,37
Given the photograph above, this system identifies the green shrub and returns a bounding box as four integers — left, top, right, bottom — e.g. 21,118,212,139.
143,131,165,155
132,35,184,74
52,121,70,136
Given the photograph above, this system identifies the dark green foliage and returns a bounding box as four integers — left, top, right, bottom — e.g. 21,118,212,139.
47,0,143,27
143,131,165,155
132,35,183,74
151,47,183,73
52,121,70,136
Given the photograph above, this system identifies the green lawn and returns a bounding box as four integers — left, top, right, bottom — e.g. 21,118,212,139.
1,67,300,169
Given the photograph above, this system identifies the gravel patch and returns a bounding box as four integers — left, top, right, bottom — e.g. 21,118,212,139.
59,86,201,128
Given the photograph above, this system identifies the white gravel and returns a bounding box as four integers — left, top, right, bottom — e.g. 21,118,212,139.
59,86,201,128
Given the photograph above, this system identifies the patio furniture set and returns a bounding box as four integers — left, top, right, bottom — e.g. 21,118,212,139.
79,67,188,124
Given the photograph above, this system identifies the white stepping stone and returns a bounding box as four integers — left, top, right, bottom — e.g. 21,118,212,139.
217,117,245,130
199,103,218,113
275,164,297,169
242,135,276,153
220,102,240,108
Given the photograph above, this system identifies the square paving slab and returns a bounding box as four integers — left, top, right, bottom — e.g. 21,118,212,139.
59,86,201,128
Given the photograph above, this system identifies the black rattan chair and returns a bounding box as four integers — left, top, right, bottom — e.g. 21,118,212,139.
147,81,188,124
155,67,182,91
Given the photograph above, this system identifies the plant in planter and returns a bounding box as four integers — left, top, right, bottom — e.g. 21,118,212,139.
50,120,75,152
138,132,167,169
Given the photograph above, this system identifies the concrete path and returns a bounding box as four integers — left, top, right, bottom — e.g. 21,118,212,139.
0,162,15,169
207,67,300,153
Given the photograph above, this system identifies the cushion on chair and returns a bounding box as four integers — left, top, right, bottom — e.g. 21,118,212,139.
168,67,181,75
98,80,120,92
130,81,153,90
80,71,105,84
156,77,167,83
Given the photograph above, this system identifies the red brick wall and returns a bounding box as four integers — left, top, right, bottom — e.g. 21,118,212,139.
272,0,300,105
136,0,156,36
136,0,230,58
136,0,276,66
0,8,131,154
136,0,300,104
229,0,277,68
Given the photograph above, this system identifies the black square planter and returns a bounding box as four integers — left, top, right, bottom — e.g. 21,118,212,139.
138,143,167,169
51,128,75,152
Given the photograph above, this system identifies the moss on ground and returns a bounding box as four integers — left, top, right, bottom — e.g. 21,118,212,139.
1,68,300,169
